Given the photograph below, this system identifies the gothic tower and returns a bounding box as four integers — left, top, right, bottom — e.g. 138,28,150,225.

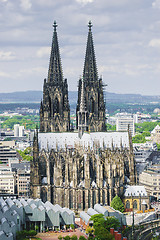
76,21,106,132
40,21,70,133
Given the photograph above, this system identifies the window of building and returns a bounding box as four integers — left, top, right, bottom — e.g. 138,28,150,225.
126,200,130,209
133,200,137,209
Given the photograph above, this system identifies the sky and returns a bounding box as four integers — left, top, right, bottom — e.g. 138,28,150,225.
0,0,160,95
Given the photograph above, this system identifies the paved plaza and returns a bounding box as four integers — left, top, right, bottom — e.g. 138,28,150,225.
36,229,87,240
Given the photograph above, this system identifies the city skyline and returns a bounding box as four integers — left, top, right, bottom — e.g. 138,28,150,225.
0,0,160,95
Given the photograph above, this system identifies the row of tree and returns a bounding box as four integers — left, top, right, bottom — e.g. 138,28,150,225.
1,115,39,130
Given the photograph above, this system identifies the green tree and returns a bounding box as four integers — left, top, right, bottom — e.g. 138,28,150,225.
106,123,116,131
132,134,146,143
28,230,37,236
90,214,117,240
135,122,159,134
110,195,125,213
94,226,114,240
58,235,63,240
141,131,151,137
1,114,39,130
105,216,120,231
63,236,70,240
17,147,33,161
16,230,27,240
90,214,106,229
79,236,87,240
16,230,37,240
70,235,78,240
88,237,94,240
70,224,75,230
157,143,160,151
86,226,94,237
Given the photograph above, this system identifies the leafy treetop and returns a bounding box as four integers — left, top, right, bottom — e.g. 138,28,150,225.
110,195,125,213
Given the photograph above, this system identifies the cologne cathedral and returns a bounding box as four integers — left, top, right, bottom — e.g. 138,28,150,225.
30,21,136,210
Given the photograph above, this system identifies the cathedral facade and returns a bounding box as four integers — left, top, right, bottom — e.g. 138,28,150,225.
30,21,136,210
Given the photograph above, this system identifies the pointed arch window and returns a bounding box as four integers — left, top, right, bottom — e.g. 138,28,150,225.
40,188,47,203
126,200,130,209
49,96,51,117
133,200,137,209
55,97,59,113
90,97,94,113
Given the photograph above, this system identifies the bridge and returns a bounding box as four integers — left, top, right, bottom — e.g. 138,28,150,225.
126,218,160,239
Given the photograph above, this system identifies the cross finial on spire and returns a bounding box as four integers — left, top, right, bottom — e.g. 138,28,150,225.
88,20,92,31
53,20,58,32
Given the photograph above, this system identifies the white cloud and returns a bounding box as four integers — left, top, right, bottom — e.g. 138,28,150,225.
0,51,15,61
76,0,94,5
149,39,160,47
152,0,160,8
0,71,10,77
19,67,47,75
20,0,32,10
0,0,159,95
37,47,50,58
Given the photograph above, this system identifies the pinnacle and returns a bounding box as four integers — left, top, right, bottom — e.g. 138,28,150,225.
79,78,87,112
88,20,92,31
53,20,58,31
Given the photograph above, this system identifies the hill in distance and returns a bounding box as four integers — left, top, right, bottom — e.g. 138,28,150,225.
0,90,160,104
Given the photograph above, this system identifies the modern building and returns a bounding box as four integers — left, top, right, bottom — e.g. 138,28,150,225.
116,116,135,136
133,112,151,124
16,169,30,197
139,165,160,200
30,21,136,211
0,141,15,149
0,143,17,164
80,203,126,229
0,161,30,198
0,167,15,194
0,198,75,240
14,124,24,137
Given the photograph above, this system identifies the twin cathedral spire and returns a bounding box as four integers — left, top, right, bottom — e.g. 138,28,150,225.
40,21,106,135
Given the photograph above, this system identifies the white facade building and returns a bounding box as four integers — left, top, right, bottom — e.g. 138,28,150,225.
14,124,19,137
0,168,15,194
19,126,24,137
14,124,24,137
116,117,135,136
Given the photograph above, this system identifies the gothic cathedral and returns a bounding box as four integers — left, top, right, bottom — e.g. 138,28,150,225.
30,21,136,210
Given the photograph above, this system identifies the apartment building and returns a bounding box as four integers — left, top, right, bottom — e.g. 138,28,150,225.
139,164,160,200
0,143,17,164
0,167,15,194
16,169,30,197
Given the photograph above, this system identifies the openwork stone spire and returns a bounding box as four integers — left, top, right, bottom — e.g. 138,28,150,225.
76,21,106,132
79,78,87,112
83,21,98,83
78,77,88,138
40,21,70,133
47,20,63,85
